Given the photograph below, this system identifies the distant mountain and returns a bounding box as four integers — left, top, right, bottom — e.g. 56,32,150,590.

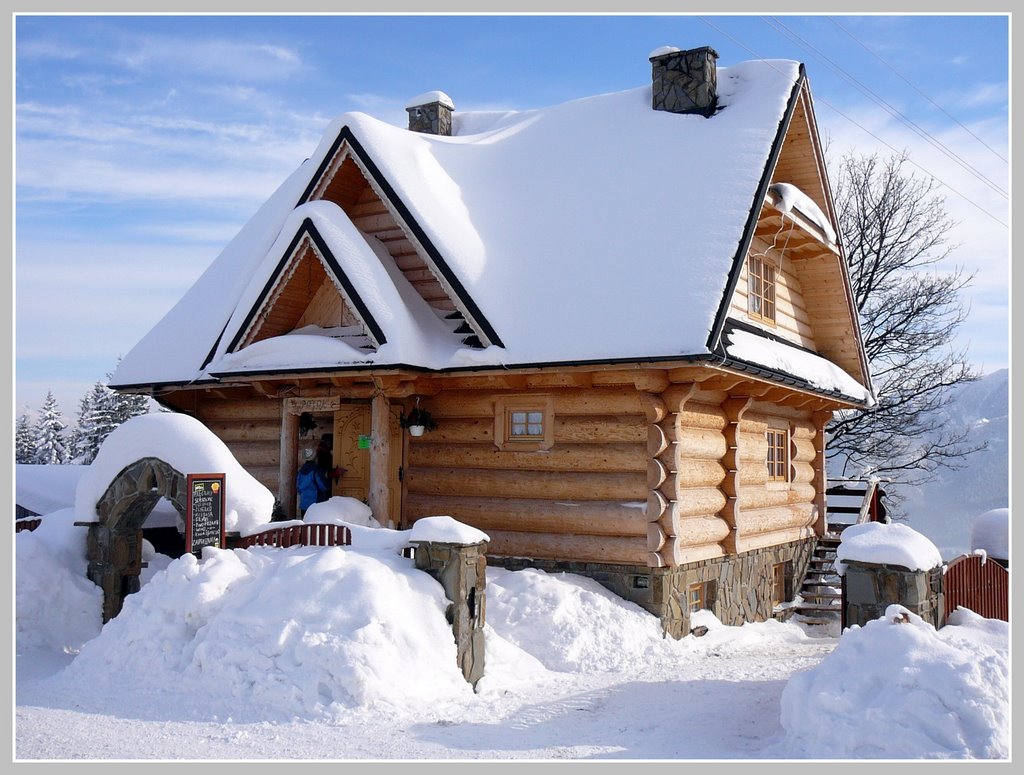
893,368,1009,560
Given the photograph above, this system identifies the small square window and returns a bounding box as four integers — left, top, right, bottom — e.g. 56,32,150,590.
494,396,554,451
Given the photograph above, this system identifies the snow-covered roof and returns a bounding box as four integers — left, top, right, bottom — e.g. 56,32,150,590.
111,57,867,404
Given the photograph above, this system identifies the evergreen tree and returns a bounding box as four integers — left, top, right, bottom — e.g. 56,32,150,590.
107,358,152,425
75,381,120,464
33,392,70,465
15,412,35,464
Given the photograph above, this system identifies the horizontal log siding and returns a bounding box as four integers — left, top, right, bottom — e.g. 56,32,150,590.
732,410,818,545
195,395,282,494
405,387,649,565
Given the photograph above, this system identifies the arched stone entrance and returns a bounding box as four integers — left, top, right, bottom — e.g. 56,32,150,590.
86,457,187,622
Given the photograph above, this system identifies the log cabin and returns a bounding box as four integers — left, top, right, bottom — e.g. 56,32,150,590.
110,46,874,637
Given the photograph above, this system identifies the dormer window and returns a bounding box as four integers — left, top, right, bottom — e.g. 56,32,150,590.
748,254,776,324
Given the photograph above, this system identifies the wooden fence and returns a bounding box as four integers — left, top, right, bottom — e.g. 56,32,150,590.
231,523,352,549
15,518,41,533
943,553,1009,623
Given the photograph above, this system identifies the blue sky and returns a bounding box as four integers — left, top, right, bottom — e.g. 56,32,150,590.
14,13,1010,420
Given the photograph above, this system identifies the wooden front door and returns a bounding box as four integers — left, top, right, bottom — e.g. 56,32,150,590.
332,403,404,526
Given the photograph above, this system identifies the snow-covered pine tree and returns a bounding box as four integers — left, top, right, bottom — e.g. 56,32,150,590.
75,380,120,464
107,358,152,425
33,392,70,465
16,412,35,464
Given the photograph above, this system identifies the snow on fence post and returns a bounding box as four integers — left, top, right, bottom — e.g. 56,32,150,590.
836,522,944,630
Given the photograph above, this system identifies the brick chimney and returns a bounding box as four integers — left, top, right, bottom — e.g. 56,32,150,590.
406,91,455,136
649,46,719,117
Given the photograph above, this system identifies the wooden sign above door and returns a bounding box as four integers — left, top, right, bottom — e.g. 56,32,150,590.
285,396,341,415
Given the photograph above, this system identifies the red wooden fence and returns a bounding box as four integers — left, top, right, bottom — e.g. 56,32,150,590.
232,523,352,549
943,553,1009,623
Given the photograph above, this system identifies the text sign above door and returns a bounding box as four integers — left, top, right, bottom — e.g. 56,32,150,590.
285,396,342,415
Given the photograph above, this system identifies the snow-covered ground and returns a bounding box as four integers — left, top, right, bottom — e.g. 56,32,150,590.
14,500,1010,761
12,413,1011,760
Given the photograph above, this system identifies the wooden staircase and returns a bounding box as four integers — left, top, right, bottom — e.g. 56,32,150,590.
788,479,888,626
791,532,843,624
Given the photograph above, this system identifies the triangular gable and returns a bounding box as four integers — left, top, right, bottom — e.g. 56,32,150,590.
296,127,502,350
708,67,872,400
225,217,387,355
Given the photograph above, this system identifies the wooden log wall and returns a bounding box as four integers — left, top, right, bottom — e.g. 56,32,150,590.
645,385,733,567
730,235,817,351
731,403,819,554
403,387,651,565
194,396,282,494
645,384,822,567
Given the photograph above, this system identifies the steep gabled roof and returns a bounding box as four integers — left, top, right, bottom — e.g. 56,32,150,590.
111,57,871,405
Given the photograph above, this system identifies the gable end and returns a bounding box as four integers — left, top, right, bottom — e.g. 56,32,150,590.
297,127,504,349
225,218,388,355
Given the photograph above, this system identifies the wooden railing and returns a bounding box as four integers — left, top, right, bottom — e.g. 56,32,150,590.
231,522,352,549
825,478,887,529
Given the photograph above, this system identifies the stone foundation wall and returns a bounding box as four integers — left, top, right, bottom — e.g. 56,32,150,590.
489,536,817,639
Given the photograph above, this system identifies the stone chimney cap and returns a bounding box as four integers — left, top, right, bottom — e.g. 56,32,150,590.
649,45,719,62
405,91,455,110
648,45,682,59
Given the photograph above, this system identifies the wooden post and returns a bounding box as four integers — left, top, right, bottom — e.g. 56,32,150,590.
280,405,299,519
812,409,832,535
369,391,391,526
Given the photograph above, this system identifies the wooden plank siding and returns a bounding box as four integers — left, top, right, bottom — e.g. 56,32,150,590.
730,235,818,350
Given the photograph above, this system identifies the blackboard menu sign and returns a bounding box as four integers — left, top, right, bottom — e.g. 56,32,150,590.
186,473,226,556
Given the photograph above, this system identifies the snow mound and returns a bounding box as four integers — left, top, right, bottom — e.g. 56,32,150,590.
483,567,674,672
74,412,275,535
57,545,474,722
969,508,1008,561
776,605,1009,758
15,508,103,661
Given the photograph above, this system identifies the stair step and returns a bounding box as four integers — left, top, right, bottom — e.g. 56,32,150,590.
799,593,842,601
792,603,841,612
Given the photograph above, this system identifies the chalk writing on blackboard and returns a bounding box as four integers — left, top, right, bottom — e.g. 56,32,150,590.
186,473,225,556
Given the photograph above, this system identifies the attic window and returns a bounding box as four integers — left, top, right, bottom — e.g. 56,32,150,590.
747,254,776,324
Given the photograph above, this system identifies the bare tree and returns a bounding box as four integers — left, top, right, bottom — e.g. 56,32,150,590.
827,152,983,488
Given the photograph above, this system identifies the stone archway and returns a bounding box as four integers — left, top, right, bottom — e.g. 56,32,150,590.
87,457,187,622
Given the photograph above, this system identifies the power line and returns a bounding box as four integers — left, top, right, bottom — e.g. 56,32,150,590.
696,15,1008,229
762,16,1007,199
828,15,1008,165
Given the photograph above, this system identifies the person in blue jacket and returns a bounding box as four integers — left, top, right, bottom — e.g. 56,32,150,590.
296,447,329,517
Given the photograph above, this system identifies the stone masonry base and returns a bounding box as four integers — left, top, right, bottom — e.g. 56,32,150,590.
489,537,817,639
